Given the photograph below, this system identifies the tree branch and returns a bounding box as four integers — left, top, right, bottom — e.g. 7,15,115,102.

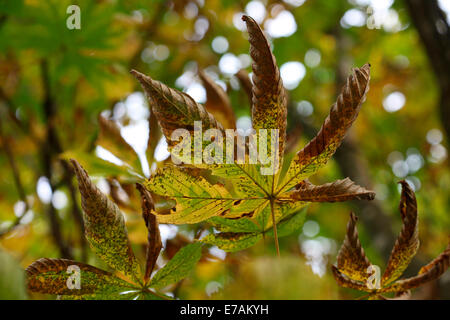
404,0,450,144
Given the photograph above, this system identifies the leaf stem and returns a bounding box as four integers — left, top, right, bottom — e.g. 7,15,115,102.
143,287,171,300
269,198,280,257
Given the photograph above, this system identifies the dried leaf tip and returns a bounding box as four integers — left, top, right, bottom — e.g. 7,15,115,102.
136,183,154,217
130,69,153,89
397,179,418,232
241,15,261,29
70,159,91,195
136,182,162,283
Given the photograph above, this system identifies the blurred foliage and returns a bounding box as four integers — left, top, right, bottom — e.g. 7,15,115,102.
0,0,449,299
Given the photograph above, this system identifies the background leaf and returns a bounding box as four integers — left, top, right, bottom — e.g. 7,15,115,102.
0,249,27,299
201,232,262,252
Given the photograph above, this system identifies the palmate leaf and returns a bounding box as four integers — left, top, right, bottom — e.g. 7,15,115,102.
71,159,141,282
331,182,450,299
131,15,374,254
26,258,134,297
381,242,450,293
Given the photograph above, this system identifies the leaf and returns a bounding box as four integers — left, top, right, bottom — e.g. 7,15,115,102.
71,159,141,282
201,232,262,252
381,241,450,293
130,69,224,150
267,208,307,238
204,206,306,251
281,178,375,202
335,212,372,283
0,249,27,299
136,183,162,283
139,291,172,300
381,180,419,286
242,15,287,157
130,17,374,255
26,258,133,296
199,70,236,129
145,165,261,224
150,242,202,289
61,150,140,181
332,186,449,299
278,64,370,194
97,114,141,172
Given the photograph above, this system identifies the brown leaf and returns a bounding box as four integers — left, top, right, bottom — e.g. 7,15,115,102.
242,15,288,156
199,70,236,129
130,69,224,148
70,159,141,281
335,212,372,282
284,178,375,202
26,258,130,295
381,180,420,285
136,183,162,284
381,241,450,293
279,64,370,193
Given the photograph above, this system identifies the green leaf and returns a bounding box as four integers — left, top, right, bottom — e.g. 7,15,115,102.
150,242,202,289
139,290,173,300
0,249,27,300
96,114,142,174
61,150,141,182
146,165,264,224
